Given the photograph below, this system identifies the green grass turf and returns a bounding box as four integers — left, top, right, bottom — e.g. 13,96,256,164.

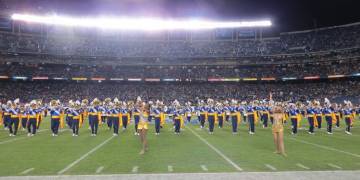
0,117,359,176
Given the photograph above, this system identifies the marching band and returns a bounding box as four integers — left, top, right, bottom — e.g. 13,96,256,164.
0,96,359,137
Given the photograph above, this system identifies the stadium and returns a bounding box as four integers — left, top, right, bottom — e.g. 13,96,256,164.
0,0,359,179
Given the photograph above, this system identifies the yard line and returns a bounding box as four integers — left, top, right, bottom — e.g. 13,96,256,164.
291,138,360,158
20,168,34,175
264,164,277,171
95,166,104,174
200,165,208,171
168,165,173,172
296,163,310,170
132,166,139,173
186,126,243,171
0,129,49,145
57,136,115,174
328,163,342,169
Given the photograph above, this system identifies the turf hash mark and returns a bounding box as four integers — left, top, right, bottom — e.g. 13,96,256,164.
20,168,34,175
264,164,277,171
296,163,310,170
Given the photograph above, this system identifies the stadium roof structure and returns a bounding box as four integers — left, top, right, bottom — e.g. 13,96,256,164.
11,13,271,31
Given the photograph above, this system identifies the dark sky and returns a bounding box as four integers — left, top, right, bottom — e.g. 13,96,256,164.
2,0,360,34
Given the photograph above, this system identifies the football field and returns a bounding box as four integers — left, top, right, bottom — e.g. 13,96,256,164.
0,117,360,177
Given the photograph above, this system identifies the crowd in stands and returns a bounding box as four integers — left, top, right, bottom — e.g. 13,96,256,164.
1,60,359,79
0,22,359,58
0,80,358,104
0,22,359,105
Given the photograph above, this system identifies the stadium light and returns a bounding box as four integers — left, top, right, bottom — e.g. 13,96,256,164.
11,13,271,30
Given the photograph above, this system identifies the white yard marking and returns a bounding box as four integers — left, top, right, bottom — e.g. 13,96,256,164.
57,136,115,174
328,163,342,169
296,163,310,170
95,166,104,174
200,165,208,171
168,165,173,172
132,166,139,173
291,138,360,158
20,168,34,175
186,126,243,171
265,164,277,171
0,129,49,145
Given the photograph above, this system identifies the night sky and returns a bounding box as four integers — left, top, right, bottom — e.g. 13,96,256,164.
2,0,359,34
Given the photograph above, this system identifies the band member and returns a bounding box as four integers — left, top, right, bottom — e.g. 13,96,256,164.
104,98,112,129
207,99,216,134
223,100,230,122
26,100,40,136
172,100,183,134
121,101,131,130
343,101,353,135
334,103,341,128
269,93,286,157
247,102,257,135
216,102,225,128
229,99,240,134
133,97,142,136
8,99,20,136
71,101,83,136
153,100,162,135
306,101,316,134
2,101,12,130
261,103,270,128
196,101,201,124
198,100,207,129
289,103,299,135
81,99,89,127
137,99,149,155
323,98,333,134
49,100,62,136
35,100,43,129
88,98,101,136
66,100,74,129
314,101,323,129
19,104,27,130
109,100,121,136
184,102,193,123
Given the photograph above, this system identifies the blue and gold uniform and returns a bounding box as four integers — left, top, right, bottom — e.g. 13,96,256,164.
199,106,208,129
306,107,315,134
343,108,353,134
26,106,40,136
289,107,299,134
173,109,183,134
88,105,101,136
247,105,256,134
229,102,241,134
314,108,322,129
133,108,141,135
207,105,216,134
216,105,225,128
334,109,341,128
121,107,130,130
261,106,270,128
8,106,20,136
20,107,27,130
322,107,333,134
71,108,82,136
108,106,121,135
2,104,11,129
48,107,63,136
184,105,193,123
152,107,162,134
